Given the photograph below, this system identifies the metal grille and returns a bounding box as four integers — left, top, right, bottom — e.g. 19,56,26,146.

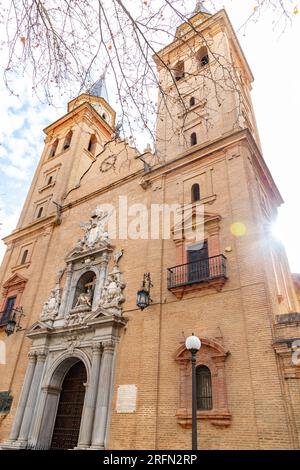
167,254,227,289
50,361,87,450
196,365,213,410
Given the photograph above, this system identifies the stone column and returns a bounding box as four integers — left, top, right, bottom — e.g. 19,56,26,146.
91,340,115,449
17,350,47,445
8,351,37,442
77,343,103,448
58,262,73,317
30,386,62,449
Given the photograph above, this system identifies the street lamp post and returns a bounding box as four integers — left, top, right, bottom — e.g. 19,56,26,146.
185,333,201,451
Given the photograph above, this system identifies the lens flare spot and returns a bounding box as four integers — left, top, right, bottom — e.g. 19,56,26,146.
230,222,246,237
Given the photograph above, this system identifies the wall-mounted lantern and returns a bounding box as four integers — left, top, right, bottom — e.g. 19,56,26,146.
5,307,25,336
136,273,153,311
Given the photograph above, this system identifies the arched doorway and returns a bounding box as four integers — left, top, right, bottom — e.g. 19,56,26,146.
50,361,87,450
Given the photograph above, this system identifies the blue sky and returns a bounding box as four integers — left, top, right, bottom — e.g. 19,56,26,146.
0,1,299,272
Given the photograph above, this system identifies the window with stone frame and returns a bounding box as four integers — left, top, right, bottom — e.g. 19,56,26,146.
191,183,200,202
197,46,209,67
175,338,231,428
87,134,97,155
21,249,29,265
196,365,213,410
173,60,185,81
169,211,227,298
49,138,59,158
63,130,73,150
0,274,27,327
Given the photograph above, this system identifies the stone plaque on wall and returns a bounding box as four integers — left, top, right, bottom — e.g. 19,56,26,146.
116,384,137,413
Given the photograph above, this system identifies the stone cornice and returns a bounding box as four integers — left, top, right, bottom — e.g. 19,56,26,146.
2,131,282,248
144,129,283,206
43,101,113,137
2,216,55,246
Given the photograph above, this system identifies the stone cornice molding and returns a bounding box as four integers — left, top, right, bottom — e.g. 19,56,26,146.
142,129,283,206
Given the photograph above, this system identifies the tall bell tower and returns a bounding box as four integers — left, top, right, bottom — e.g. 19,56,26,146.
16,77,116,229
155,6,261,162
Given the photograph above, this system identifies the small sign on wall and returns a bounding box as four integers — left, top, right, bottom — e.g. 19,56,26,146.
116,384,137,413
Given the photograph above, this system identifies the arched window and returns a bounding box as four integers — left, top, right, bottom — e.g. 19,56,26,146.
191,183,200,203
87,134,97,154
197,47,209,67
190,97,195,107
102,113,107,121
37,207,43,219
173,61,185,81
196,365,213,410
49,139,58,158
63,130,73,150
73,271,96,309
21,250,28,265
190,132,197,146
48,176,53,185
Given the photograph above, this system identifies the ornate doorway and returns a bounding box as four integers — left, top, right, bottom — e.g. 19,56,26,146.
50,361,87,450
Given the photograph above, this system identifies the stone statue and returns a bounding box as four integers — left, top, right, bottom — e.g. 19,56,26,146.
113,249,124,267
75,287,93,308
66,207,113,258
80,207,112,249
41,285,61,321
99,264,126,315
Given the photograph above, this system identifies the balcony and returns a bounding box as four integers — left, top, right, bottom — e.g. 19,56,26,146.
167,255,227,299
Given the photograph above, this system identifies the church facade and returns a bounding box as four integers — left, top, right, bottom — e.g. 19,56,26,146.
0,8,300,450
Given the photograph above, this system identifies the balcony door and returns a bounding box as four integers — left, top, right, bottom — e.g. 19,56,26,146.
187,241,209,283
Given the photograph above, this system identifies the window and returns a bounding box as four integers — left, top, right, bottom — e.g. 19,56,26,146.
190,97,195,107
48,176,53,185
191,183,200,202
49,139,58,158
0,296,16,325
21,250,28,265
196,365,213,410
175,338,231,428
63,130,73,150
88,134,97,154
37,207,43,219
197,47,209,67
173,61,185,81
187,240,209,282
190,132,197,146
102,113,107,121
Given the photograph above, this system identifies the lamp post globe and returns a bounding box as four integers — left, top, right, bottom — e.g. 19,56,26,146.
185,334,201,352
185,333,201,451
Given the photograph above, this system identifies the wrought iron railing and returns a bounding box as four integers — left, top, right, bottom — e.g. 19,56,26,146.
167,254,227,289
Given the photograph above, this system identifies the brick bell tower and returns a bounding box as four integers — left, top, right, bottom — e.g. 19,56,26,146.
138,4,300,448
15,77,116,229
